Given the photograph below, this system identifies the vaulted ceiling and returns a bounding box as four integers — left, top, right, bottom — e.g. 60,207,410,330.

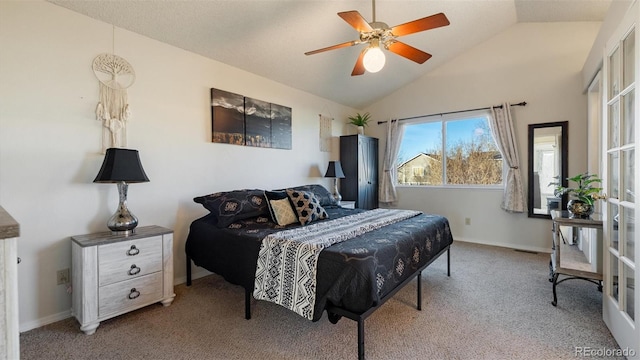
49,0,611,109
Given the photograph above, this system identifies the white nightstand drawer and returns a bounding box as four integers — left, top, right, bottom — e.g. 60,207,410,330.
98,236,162,286
99,272,163,318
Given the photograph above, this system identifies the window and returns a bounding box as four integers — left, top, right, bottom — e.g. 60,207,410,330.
397,111,503,186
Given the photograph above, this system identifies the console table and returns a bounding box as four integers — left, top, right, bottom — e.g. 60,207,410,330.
550,210,603,306
0,206,20,360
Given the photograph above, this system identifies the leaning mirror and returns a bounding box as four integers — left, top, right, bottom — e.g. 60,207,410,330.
528,121,568,219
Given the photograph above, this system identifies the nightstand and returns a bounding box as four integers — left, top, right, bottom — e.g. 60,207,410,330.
340,201,356,209
71,225,175,335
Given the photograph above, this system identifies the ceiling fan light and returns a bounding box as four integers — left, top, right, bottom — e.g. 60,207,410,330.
363,46,385,73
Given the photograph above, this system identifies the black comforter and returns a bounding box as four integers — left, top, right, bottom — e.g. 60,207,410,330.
185,206,453,321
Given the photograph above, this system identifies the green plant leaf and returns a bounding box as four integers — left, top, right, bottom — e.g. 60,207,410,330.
555,172,603,204
348,112,371,127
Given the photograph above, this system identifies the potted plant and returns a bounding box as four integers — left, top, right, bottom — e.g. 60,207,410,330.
552,172,604,218
348,112,371,135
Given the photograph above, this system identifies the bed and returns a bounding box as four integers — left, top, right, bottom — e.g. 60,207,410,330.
185,184,453,359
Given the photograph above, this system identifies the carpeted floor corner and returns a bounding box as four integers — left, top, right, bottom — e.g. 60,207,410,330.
20,241,621,360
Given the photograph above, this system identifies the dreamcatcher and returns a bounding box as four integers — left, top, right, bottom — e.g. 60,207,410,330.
92,53,136,153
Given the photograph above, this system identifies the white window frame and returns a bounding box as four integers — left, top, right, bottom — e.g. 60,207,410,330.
396,109,506,189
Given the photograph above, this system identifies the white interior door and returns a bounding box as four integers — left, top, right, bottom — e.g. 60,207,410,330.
584,72,603,266
602,2,639,357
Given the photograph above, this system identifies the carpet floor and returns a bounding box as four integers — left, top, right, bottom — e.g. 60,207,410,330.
20,241,621,359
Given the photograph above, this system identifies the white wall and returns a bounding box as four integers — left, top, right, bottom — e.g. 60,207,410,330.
0,2,356,331
365,22,601,253
582,0,633,90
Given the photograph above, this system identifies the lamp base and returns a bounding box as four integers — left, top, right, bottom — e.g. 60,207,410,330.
107,182,139,235
109,229,136,236
332,178,342,205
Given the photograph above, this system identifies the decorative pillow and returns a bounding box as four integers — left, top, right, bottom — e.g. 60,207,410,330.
269,198,299,226
264,190,297,225
193,189,268,228
286,189,328,225
283,184,338,207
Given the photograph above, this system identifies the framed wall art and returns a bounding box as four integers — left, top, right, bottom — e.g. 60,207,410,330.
210,88,292,150
244,97,272,148
271,103,292,150
211,88,245,145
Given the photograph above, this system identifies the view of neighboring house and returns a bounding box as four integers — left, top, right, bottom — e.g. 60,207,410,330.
397,151,502,186
397,153,440,185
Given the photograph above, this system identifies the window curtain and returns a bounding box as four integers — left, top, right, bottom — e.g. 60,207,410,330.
489,103,526,213
380,118,404,204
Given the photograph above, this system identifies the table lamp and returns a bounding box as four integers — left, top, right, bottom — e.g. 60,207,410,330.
94,148,149,235
324,160,345,204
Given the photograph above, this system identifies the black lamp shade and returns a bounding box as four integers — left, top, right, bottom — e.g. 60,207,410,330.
94,148,150,183
324,161,345,178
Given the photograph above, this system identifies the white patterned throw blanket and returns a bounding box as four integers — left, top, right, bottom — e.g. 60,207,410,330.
253,208,421,320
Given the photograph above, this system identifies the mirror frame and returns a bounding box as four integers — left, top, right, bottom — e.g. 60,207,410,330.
527,121,568,219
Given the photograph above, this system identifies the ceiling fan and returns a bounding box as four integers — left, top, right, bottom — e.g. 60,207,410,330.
304,0,450,76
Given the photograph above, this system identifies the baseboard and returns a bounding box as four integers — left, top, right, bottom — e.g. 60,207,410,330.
454,237,551,254
174,268,212,285
20,309,71,333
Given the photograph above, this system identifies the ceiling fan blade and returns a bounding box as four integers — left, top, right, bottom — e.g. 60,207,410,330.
387,41,432,64
305,40,361,56
338,11,373,33
391,13,450,37
351,49,366,76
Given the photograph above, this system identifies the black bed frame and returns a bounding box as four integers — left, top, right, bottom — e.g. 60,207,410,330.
187,245,451,360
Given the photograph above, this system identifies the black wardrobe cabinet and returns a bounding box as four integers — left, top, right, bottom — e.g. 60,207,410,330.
339,135,379,210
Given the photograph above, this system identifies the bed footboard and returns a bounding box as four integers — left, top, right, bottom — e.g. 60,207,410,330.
328,245,450,360
242,245,451,360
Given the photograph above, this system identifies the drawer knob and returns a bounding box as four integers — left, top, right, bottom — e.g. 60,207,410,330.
128,264,141,276
127,245,140,256
128,288,140,300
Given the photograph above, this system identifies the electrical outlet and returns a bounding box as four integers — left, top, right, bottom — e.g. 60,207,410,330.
465,217,471,225
57,268,70,285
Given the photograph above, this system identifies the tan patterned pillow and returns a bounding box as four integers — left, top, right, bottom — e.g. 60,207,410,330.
269,198,299,226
